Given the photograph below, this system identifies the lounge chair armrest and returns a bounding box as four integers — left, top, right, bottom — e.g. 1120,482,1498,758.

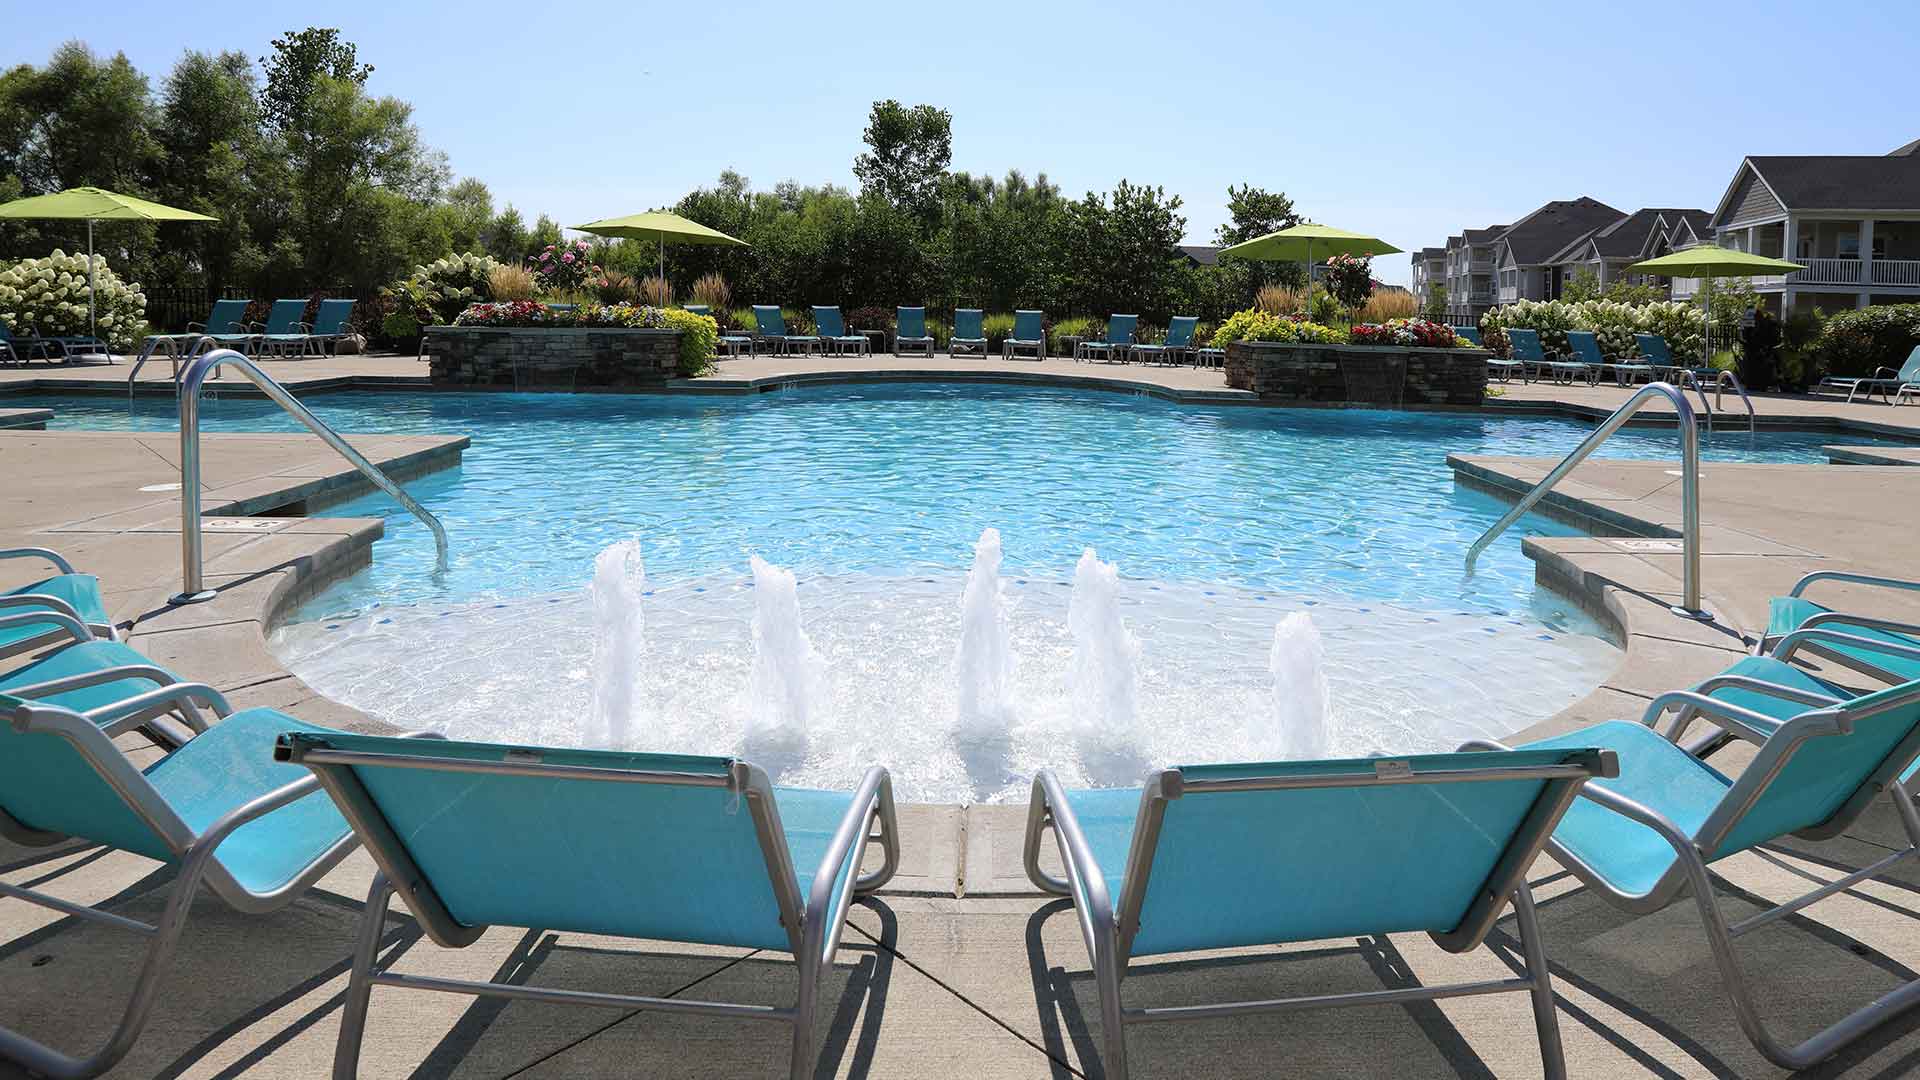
1788,570,1920,600
1640,690,1781,747
803,766,897,967
1691,673,1844,710
0,608,93,645
11,663,181,703
291,321,314,334
1798,609,1920,640
80,682,233,731
0,547,77,574
1573,781,1706,862
1025,770,1121,966
1873,366,1901,380
1773,625,1920,668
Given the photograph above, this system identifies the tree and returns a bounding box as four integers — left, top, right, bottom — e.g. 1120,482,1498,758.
851,100,951,222
1562,268,1600,302
1214,183,1305,294
1423,282,1448,321
259,28,370,133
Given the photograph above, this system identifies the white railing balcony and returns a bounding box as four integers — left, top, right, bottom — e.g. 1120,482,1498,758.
1790,257,1863,285
1497,285,1518,302
1671,277,1700,299
1872,259,1920,287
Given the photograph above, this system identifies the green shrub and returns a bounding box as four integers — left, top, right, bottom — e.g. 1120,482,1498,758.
659,307,719,376
1811,303,1920,379
382,252,502,333
0,251,148,350
1481,298,1702,361
981,312,1016,344
1210,308,1346,347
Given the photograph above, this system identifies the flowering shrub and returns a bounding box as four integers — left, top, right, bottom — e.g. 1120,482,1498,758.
1480,298,1703,361
1323,253,1374,311
1210,308,1346,347
1350,318,1460,347
379,252,503,345
0,251,147,349
529,240,602,292
659,307,719,376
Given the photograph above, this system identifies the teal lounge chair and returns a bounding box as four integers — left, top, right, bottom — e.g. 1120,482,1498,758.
1757,570,1920,685
1129,316,1197,366
1508,328,1593,385
1003,309,1045,361
0,636,205,740
895,306,935,357
276,732,900,1080
142,298,251,363
950,308,987,357
252,299,314,358
1632,332,1685,382
1455,325,1483,347
1568,329,1650,387
304,299,357,356
687,305,754,357
1821,344,1920,405
1486,675,1920,1069
0,548,116,661
0,321,63,365
753,305,820,356
0,689,371,1078
811,305,869,356
1022,747,1616,1079
1079,314,1138,364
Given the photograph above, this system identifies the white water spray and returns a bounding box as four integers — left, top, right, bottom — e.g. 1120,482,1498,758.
955,528,1016,739
747,555,824,747
1067,548,1139,738
588,539,647,748
1269,611,1330,760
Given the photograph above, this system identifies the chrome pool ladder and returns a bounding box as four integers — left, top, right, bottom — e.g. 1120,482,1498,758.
1465,381,1707,619
171,348,449,604
1678,368,1757,433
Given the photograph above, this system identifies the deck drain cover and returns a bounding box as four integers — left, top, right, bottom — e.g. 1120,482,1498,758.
201,518,286,533
1612,539,1684,553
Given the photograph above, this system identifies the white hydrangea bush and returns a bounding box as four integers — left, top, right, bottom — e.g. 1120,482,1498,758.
1481,297,1704,361
0,250,148,349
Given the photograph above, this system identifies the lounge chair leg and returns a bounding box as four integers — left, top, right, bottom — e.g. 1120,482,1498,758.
789,941,821,1079
333,873,395,1080
1511,885,1566,1080
1094,945,1129,1080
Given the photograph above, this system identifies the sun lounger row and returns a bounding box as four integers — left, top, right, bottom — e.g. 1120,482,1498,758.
688,306,1219,367
3,547,1920,1076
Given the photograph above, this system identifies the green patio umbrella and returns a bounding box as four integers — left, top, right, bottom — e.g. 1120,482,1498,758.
1627,247,1802,370
570,211,747,300
1219,223,1402,313
0,187,217,353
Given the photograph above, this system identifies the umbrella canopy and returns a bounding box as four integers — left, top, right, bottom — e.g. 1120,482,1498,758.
571,212,748,298
1219,224,1401,316
1628,247,1803,370
0,187,217,353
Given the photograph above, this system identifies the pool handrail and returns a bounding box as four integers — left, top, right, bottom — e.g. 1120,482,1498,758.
1464,381,1705,618
172,348,448,604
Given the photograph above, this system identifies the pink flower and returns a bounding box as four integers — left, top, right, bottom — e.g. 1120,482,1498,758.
562,253,575,264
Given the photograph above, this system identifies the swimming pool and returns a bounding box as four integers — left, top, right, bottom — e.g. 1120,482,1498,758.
17,386,1896,800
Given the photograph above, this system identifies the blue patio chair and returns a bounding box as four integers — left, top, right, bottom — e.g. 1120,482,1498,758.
252,299,314,358
895,306,935,357
304,299,357,356
1455,325,1483,347
1022,747,1617,1079
1508,328,1593,385
753,305,820,356
811,305,869,356
0,636,203,740
1481,329,1529,383
1079,314,1138,364
1485,675,1920,1069
1002,309,1045,361
1568,329,1650,387
0,547,116,661
276,731,901,1080
685,305,754,357
1755,570,1920,686
1821,344,1920,405
950,308,987,357
1129,316,1198,366
1632,332,1687,382
0,321,64,365
0,689,372,1078
142,298,252,363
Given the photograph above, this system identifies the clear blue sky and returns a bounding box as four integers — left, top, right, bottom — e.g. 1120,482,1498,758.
9,0,1919,284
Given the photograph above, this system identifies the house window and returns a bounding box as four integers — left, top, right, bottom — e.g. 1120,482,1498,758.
1838,232,1860,258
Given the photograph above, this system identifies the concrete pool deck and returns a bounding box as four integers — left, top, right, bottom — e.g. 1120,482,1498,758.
3,360,1920,1075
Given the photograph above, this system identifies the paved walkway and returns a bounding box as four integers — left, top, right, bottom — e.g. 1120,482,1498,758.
4,357,1920,1076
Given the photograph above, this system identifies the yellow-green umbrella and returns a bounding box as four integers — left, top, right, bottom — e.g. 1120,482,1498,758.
570,211,747,298
1219,223,1401,313
0,187,217,350
1628,247,1802,369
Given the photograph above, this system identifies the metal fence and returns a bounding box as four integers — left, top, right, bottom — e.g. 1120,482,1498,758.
141,284,371,333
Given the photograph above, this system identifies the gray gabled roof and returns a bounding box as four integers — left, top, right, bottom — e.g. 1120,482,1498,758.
1741,155,1920,212
1178,244,1221,266
1494,197,1627,266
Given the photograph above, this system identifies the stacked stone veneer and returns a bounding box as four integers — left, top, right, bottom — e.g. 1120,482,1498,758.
1224,341,1489,407
428,327,682,389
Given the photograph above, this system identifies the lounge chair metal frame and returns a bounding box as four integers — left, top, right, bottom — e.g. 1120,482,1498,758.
1129,316,1198,367
1509,328,1595,386
1756,571,1920,683
950,309,988,358
0,688,369,1080
752,306,822,357
894,306,935,357
1820,345,1920,404
1002,310,1045,361
1080,314,1138,365
0,548,118,661
275,738,902,1080
809,306,870,356
1021,752,1616,1080
1478,678,1920,1070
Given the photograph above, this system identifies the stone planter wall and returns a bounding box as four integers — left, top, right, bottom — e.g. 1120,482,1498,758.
1224,341,1489,407
427,326,682,390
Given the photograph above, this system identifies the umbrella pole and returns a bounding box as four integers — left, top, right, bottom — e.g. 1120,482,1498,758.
659,235,664,306
1702,274,1712,372
87,218,97,353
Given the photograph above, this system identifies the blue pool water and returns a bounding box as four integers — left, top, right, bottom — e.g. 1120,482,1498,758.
14,386,1889,618
16,384,1895,799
